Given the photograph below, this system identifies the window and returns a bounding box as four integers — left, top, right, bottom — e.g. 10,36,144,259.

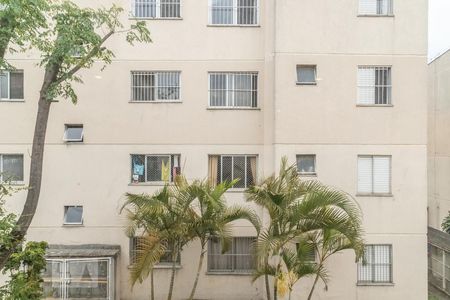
357,66,392,105
131,0,181,18
207,237,255,273
296,65,317,85
296,155,316,175
357,155,391,195
209,72,258,108
0,70,24,101
357,244,392,284
208,155,257,189
131,154,181,183
130,237,181,265
63,125,84,142
63,206,83,225
0,154,24,182
209,0,259,25
359,0,393,15
131,71,180,102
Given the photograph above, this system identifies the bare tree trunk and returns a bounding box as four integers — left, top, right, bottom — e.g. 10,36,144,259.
0,64,59,269
273,280,278,300
167,252,178,300
151,269,155,300
188,246,206,300
264,256,271,300
307,273,320,300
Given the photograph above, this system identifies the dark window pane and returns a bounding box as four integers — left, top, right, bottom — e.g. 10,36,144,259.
10,71,24,99
233,156,246,188
221,156,233,183
131,155,146,183
65,125,83,141
2,155,24,181
297,155,316,173
147,155,170,182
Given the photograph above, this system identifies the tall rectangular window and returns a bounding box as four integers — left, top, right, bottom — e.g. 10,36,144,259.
0,154,24,182
130,237,180,265
209,72,257,108
132,0,181,18
208,155,257,189
357,66,392,105
0,70,24,101
207,237,256,273
357,155,391,195
209,0,259,25
131,154,181,184
131,71,180,102
357,245,393,284
359,0,393,15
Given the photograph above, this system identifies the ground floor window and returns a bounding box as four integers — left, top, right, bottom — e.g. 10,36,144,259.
207,237,256,273
43,258,114,300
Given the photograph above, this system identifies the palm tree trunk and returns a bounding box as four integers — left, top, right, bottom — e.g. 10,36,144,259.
307,273,320,300
188,246,206,300
167,252,178,300
151,269,155,300
273,280,278,300
265,273,271,300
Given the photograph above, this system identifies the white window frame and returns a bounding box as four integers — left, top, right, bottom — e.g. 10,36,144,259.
208,0,260,26
130,71,181,102
357,66,392,106
357,155,392,195
207,236,256,274
63,205,84,226
357,244,393,284
63,124,84,142
0,70,24,101
131,154,180,184
208,72,258,108
296,65,317,85
0,154,24,183
358,0,393,16
296,154,317,176
130,0,182,19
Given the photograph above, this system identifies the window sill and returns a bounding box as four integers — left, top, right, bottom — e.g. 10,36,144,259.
0,99,25,102
62,224,84,227
207,107,260,111
356,104,393,107
296,82,317,86
128,17,183,21
299,173,317,177
225,188,248,193
356,193,393,197
357,14,395,18
206,271,253,276
1,181,25,186
207,24,260,28
128,264,182,270
129,182,173,187
356,282,395,286
129,100,182,104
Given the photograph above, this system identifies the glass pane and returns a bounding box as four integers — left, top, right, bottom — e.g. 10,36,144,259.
65,126,83,141
66,259,109,299
132,72,155,101
147,155,171,182
209,73,227,106
2,154,24,181
297,66,316,83
131,155,146,183
161,0,181,18
0,72,8,99
211,0,233,24
64,206,83,224
234,74,252,107
9,71,24,99
134,0,156,17
358,157,373,193
297,155,315,173
238,0,257,24
233,156,246,188
221,156,233,183
157,72,180,100
43,260,63,300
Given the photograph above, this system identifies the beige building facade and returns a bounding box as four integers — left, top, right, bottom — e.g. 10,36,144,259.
0,0,428,299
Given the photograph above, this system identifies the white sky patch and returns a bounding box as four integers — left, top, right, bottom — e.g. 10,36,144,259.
429,0,450,61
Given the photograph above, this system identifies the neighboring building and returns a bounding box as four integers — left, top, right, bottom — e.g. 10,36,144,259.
0,0,428,299
429,50,450,230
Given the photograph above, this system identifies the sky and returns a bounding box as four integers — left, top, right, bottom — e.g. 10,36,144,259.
429,0,450,61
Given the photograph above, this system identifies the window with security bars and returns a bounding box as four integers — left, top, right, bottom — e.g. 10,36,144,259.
359,0,393,15
209,72,258,108
131,0,181,18
0,154,24,182
130,237,181,265
209,0,259,25
0,70,24,101
357,245,392,284
131,154,181,183
357,155,391,195
357,66,392,105
207,237,256,273
208,155,257,189
131,71,180,101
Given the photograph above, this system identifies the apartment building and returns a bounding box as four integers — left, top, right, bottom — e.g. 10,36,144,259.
0,0,428,299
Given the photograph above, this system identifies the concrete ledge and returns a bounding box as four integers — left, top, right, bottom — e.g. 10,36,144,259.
46,244,121,258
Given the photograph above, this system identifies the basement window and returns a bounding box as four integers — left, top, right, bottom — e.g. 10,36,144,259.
63,125,84,142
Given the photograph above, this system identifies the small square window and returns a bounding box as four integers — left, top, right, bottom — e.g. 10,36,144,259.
64,206,83,225
296,155,316,175
296,65,317,85
63,125,84,142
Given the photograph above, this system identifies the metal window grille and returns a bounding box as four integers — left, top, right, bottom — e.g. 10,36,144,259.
0,70,24,100
131,71,180,101
429,242,450,295
207,237,256,273
209,155,257,188
130,237,180,265
357,155,391,194
359,0,393,15
357,244,393,283
209,72,257,108
209,0,259,25
358,66,392,105
131,154,181,183
296,155,316,174
0,154,24,182
131,0,181,18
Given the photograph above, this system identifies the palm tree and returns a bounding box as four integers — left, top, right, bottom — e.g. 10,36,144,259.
122,178,194,300
246,157,363,300
442,212,450,234
186,179,261,300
